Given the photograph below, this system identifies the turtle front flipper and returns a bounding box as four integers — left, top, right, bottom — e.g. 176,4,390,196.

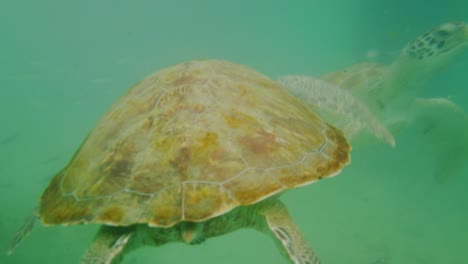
8,206,40,255
278,75,395,147
261,200,321,264
81,226,135,264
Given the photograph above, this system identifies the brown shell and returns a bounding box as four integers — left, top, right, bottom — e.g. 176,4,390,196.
40,60,350,227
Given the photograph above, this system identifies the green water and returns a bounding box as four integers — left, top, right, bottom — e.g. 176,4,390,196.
1,1,467,263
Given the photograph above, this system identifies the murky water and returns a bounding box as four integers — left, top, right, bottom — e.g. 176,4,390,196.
1,1,467,263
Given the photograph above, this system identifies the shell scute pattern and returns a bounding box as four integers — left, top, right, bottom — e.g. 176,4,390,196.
40,60,350,227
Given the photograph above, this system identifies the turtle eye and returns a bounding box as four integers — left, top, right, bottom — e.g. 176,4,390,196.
433,22,465,38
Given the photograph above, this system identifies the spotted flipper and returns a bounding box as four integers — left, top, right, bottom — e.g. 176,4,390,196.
7,207,40,255
81,226,134,264
262,200,321,264
278,75,395,147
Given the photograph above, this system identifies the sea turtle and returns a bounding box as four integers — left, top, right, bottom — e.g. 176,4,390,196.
319,21,468,125
9,59,351,264
278,21,468,181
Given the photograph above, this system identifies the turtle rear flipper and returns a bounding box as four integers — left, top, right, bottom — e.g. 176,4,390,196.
411,97,468,183
7,207,39,255
81,226,134,264
261,200,321,264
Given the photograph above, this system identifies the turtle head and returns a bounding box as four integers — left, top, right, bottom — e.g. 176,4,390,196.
402,21,468,63
378,22,467,107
